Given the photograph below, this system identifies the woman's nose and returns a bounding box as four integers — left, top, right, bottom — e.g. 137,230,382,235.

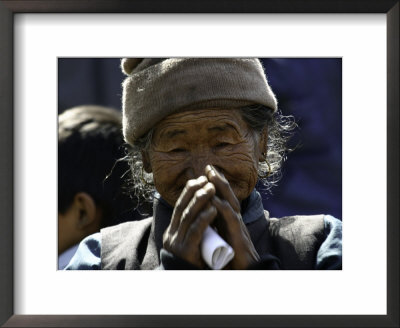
187,154,212,179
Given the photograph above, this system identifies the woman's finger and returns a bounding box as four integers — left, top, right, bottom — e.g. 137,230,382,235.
170,175,208,232
183,204,217,246
205,165,240,213
211,195,240,231
212,195,260,269
212,195,253,243
177,182,216,240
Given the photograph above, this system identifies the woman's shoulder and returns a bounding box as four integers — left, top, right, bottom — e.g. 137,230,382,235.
265,213,342,269
268,213,341,232
269,213,326,225
101,216,153,235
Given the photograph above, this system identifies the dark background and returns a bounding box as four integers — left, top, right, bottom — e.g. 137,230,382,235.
58,58,342,220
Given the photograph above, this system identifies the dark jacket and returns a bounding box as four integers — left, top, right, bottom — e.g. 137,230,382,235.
100,192,340,270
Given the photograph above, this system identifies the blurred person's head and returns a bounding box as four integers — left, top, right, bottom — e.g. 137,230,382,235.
58,105,135,254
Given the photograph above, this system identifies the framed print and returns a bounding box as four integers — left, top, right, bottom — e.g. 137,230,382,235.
0,1,398,327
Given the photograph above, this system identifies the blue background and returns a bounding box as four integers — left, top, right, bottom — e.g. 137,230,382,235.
58,58,342,220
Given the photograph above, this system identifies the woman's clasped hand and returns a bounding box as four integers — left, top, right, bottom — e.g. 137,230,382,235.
163,164,260,270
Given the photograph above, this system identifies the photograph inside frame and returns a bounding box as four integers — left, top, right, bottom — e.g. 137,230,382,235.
57,58,342,271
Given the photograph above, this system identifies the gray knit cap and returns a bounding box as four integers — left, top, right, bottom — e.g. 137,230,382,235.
121,58,277,145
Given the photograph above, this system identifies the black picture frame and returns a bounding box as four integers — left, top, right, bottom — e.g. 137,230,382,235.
0,1,398,327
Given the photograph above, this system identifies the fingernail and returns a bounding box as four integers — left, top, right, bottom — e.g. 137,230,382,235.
206,165,216,176
198,176,207,183
204,182,215,192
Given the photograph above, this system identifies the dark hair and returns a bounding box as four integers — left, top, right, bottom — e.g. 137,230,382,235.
58,105,139,227
125,105,296,203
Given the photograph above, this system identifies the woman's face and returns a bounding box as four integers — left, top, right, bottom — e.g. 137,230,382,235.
143,108,266,206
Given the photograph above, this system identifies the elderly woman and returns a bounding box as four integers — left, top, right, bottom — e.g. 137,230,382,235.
66,58,342,270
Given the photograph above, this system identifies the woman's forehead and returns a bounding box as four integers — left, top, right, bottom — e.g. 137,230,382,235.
154,108,245,135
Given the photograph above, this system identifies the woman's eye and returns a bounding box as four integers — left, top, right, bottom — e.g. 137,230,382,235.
216,142,230,148
170,148,186,153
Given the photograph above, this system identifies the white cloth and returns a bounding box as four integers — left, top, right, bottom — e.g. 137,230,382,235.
201,226,235,270
58,244,79,270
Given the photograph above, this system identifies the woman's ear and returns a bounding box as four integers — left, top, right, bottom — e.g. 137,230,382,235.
74,192,98,230
258,127,268,161
141,150,152,173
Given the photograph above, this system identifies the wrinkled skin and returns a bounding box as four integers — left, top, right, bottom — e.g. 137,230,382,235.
142,108,268,269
